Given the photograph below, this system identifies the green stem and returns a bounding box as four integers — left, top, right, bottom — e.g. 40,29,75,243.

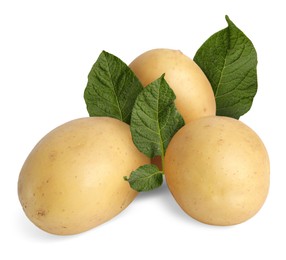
161,153,165,173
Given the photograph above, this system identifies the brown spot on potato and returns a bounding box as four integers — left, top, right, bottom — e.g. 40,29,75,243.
49,150,57,161
217,138,224,145
37,210,46,217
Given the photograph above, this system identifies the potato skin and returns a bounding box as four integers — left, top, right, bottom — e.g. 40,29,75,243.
165,116,270,226
129,48,216,123
18,117,150,235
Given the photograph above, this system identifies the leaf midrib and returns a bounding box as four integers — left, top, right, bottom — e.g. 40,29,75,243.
156,82,165,160
105,54,123,121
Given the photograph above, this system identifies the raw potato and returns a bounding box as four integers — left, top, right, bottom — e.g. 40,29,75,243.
165,116,270,226
129,48,216,123
18,117,150,235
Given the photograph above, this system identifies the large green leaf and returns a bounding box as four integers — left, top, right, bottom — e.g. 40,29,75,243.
130,74,185,158
84,51,143,123
194,16,258,119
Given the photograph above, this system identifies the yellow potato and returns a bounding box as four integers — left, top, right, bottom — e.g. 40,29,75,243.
18,117,150,235
164,116,270,226
129,48,216,123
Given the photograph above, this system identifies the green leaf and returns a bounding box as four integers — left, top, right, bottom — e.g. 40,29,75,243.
84,50,143,124
130,74,185,159
194,15,258,119
124,164,163,192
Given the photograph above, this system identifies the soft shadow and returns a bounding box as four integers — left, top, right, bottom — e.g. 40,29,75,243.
15,210,79,241
135,180,233,230
135,180,170,200
135,180,196,223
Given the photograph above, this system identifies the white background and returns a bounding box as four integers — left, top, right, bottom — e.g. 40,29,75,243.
1,0,285,259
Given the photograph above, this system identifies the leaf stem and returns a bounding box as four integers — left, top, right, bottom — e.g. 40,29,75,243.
161,153,165,173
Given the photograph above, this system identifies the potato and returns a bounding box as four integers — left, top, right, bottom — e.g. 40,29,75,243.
18,117,150,235
129,48,216,123
164,116,270,226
